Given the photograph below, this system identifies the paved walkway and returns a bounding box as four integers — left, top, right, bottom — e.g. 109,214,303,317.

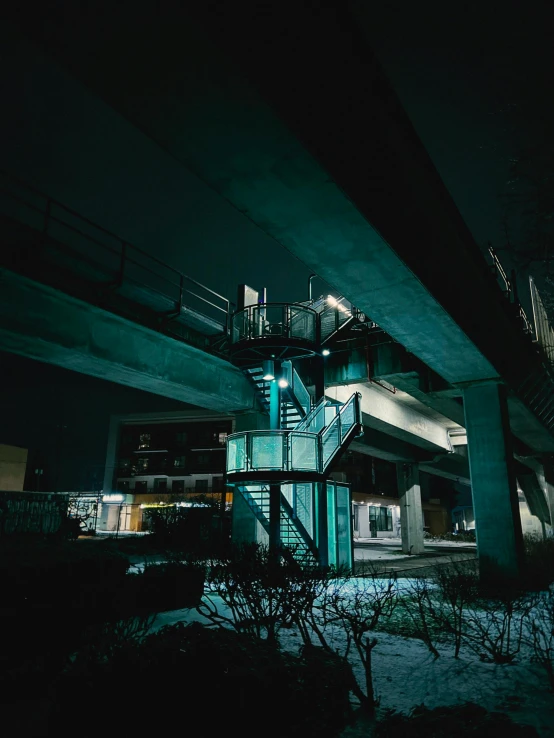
353,537,477,576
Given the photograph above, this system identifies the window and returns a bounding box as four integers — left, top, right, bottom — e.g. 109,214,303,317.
175,432,188,446
117,480,130,492
134,481,147,493
154,478,167,492
174,455,186,468
138,457,149,472
195,479,209,491
172,480,185,494
138,433,151,450
197,454,210,466
369,506,392,532
218,432,228,446
212,476,224,492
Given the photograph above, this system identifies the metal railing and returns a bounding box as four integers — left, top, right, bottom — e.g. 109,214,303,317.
488,245,534,337
295,396,329,433
226,392,361,476
282,362,312,416
0,169,230,331
227,429,321,474
230,303,318,345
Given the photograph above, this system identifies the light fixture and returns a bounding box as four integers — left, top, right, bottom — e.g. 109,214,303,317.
327,295,338,306
278,378,289,388
262,359,275,381
322,348,330,356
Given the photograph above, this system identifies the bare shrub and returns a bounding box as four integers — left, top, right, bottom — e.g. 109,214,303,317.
433,559,479,657
322,566,398,712
400,576,441,659
198,543,336,644
524,588,554,690
461,587,535,664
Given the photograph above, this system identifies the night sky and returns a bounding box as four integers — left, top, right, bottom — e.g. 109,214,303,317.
1,3,552,488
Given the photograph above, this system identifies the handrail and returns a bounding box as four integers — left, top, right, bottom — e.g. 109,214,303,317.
0,168,230,325
226,392,360,475
226,429,321,474
231,302,319,318
488,245,535,338
291,365,311,416
295,396,328,432
230,302,319,345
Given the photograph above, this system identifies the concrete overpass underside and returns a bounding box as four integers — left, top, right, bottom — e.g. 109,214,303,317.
5,1,554,580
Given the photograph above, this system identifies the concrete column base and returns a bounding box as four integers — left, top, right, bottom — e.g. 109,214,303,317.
396,462,424,554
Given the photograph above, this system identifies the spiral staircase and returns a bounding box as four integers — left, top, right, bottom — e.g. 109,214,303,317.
226,298,363,568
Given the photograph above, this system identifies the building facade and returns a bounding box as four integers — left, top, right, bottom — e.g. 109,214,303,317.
99,411,234,532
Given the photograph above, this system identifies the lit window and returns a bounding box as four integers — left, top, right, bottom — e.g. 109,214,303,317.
174,455,186,468
369,506,392,531
218,432,228,445
139,433,151,450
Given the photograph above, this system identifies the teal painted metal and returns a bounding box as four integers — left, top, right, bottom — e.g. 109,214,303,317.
227,307,360,568
226,392,361,477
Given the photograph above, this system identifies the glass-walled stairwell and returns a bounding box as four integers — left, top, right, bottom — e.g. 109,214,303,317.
227,298,362,571
235,482,352,569
226,392,361,478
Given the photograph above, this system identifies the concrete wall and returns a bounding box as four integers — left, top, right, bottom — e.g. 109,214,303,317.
0,444,28,491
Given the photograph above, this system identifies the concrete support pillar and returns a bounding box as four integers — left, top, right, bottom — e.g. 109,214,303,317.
540,458,554,537
463,380,523,582
102,415,121,494
396,462,424,554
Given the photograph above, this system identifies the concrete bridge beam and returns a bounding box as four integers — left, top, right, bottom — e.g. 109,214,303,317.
0,268,254,412
327,383,453,454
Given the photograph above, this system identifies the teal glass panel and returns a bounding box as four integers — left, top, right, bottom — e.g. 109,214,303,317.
340,397,355,441
227,435,246,472
289,306,315,342
336,484,352,569
324,405,338,426
327,484,337,567
292,367,311,415
290,433,318,471
251,433,284,470
321,420,340,469
301,401,326,433
295,483,313,537
281,483,293,507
